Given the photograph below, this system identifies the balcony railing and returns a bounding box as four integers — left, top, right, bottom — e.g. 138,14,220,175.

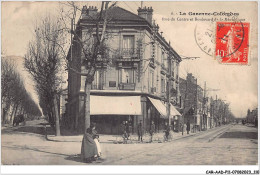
121,48,135,57
91,84,103,90
118,83,135,90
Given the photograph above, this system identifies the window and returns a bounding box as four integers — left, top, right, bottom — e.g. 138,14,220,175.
122,35,134,56
156,44,159,61
149,70,154,92
161,51,164,65
171,61,175,77
92,70,104,90
161,77,165,93
121,69,134,83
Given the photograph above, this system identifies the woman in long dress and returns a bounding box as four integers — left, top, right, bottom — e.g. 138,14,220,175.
81,127,98,163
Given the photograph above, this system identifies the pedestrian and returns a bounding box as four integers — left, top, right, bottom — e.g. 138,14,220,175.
183,123,187,135
149,121,155,142
81,125,98,163
120,121,127,144
186,120,190,134
137,120,143,142
180,122,183,135
125,121,130,140
164,124,170,141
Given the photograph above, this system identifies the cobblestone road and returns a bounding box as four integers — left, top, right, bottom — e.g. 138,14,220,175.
1,120,258,165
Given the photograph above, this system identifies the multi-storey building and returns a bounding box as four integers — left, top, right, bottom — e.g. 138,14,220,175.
65,6,182,134
179,73,204,132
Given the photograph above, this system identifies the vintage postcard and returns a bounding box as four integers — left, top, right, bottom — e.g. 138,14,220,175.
1,1,258,174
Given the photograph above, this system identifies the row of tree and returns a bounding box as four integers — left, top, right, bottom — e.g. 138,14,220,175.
1,56,42,125
209,98,235,126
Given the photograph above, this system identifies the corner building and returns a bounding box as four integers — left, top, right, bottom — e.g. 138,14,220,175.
66,6,182,134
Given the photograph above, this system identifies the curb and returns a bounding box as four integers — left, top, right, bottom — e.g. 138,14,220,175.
45,125,231,143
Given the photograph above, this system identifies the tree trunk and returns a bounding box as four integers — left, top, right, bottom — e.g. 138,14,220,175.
10,104,18,124
84,79,91,132
53,95,61,136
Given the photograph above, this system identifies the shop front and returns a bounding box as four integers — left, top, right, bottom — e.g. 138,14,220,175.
89,95,142,134
147,97,181,132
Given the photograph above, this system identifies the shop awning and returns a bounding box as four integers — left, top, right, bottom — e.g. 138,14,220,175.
90,95,142,115
170,104,181,116
148,97,167,117
148,97,181,119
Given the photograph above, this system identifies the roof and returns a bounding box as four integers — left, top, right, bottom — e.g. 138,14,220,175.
82,6,147,22
107,6,147,22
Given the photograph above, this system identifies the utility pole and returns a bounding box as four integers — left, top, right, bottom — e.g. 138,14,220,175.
166,53,172,126
194,78,197,133
203,81,206,130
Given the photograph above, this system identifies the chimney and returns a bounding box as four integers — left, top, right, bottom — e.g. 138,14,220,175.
82,6,98,19
138,6,153,24
81,6,88,19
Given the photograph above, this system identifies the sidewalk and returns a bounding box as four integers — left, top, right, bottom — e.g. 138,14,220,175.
47,130,198,144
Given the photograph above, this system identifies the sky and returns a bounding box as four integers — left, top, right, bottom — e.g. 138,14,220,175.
1,1,258,118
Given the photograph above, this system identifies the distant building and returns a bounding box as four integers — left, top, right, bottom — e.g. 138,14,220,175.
179,73,204,132
246,108,258,124
65,6,182,134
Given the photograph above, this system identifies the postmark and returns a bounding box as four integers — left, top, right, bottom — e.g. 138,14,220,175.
215,21,250,64
194,22,216,57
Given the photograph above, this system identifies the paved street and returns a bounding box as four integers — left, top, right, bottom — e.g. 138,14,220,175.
1,120,258,165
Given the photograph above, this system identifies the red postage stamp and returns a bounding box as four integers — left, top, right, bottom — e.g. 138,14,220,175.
215,21,250,64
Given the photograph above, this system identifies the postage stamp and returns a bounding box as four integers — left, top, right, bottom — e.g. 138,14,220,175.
215,21,250,64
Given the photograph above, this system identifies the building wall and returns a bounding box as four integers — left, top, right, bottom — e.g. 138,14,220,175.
179,74,204,129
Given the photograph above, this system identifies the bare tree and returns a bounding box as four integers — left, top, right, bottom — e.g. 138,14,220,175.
24,15,65,135
59,1,116,132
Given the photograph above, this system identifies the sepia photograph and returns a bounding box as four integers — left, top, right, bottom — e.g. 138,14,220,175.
1,1,259,174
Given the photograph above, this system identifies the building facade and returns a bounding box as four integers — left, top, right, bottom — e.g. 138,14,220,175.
246,108,258,125
65,6,182,134
179,73,204,132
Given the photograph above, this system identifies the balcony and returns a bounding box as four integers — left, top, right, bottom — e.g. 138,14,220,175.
122,48,135,57
161,64,167,75
118,83,135,90
116,48,139,60
91,84,103,90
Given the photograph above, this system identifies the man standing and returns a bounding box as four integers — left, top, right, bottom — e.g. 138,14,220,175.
187,120,190,134
125,121,130,140
164,124,170,141
120,121,127,144
150,121,155,142
137,120,143,142
180,122,184,135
